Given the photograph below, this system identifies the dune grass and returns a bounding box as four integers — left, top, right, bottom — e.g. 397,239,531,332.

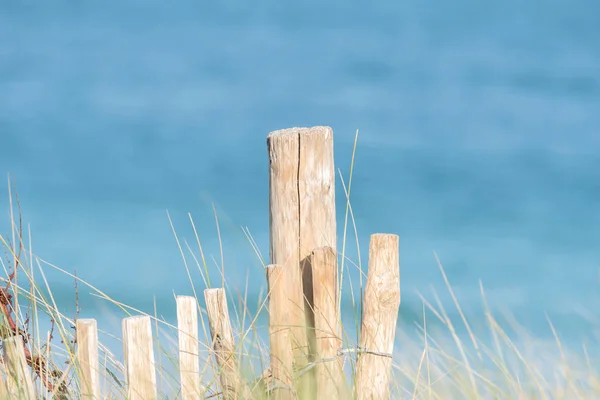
1,137,599,399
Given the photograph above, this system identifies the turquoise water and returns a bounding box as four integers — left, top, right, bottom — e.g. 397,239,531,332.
1,0,600,358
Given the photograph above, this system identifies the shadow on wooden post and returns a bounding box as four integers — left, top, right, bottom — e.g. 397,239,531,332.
204,288,246,400
267,126,336,400
355,234,400,400
310,246,349,399
300,254,315,367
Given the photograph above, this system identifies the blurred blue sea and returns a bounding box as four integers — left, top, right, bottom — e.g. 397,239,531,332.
1,0,600,352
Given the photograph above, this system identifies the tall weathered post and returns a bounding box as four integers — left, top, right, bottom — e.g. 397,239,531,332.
267,126,337,398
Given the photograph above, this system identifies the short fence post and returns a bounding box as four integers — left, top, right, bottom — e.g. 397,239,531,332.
123,315,157,400
0,372,8,399
355,234,400,400
176,296,203,399
311,247,348,399
204,288,243,400
266,264,296,400
267,126,336,399
0,366,8,399
76,319,100,399
3,335,35,399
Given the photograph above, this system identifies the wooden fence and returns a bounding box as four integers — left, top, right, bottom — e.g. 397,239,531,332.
0,126,400,399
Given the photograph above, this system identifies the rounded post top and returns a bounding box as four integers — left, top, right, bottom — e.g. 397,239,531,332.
267,126,332,140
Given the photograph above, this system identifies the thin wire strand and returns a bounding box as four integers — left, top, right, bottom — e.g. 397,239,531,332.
296,347,393,378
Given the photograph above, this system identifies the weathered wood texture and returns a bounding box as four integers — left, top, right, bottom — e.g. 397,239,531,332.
204,288,243,400
267,126,336,398
266,264,296,400
123,316,157,400
76,319,101,399
310,246,348,399
176,296,203,399
355,234,400,400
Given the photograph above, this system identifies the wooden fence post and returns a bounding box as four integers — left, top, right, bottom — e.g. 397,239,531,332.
355,234,400,400
76,319,100,399
0,369,8,399
311,247,348,399
266,264,296,400
204,288,243,400
123,315,157,400
3,335,35,399
0,364,8,399
267,126,336,399
176,296,203,399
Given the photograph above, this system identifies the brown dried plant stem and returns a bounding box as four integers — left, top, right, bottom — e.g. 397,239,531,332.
0,267,69,397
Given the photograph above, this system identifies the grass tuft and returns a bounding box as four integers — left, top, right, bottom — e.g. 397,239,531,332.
0,170,598,399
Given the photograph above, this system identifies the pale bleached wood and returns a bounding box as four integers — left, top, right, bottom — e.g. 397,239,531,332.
176,296,203,399
122,315,157,400
266,264,296,400
0,363,8,400
297,126,337,259
355,234,400,400
310,247,348,399
267,128,306,361
298,127,336,380
267,126,336,399
76,319,100,399
204,288,245,400
3,335,35,399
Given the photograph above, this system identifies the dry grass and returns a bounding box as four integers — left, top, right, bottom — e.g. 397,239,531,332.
1,134,599,399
